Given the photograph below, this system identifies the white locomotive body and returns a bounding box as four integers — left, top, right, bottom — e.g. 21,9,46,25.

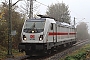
18,16,76,56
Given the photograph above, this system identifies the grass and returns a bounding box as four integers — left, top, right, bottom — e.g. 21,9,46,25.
0,45,7,59
0,45,25,60
61,43,90,60
1,43,90,60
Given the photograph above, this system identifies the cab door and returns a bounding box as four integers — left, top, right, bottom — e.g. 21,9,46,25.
48,23,57,43
53,23,57,42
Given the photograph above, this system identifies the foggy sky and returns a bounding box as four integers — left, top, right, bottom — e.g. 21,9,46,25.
0,0,90,33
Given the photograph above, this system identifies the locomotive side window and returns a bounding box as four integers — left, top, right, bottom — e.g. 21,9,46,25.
51,23,53,30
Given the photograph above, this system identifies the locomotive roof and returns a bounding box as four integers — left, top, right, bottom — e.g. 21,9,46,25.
26,18,74,28
26,18,46,22
56,21,75,28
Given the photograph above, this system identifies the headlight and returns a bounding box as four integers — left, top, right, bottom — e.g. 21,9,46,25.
39,37,43,41
23,35,27,41
32,30,34,33
39,35,43,41
24,37,27,40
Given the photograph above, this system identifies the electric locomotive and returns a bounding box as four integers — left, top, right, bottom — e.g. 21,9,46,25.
18,15,77,56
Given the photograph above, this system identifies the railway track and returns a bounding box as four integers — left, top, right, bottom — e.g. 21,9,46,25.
6,39,90,60
44,40,90,60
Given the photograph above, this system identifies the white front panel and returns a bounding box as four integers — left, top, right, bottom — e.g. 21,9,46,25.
21,32,44,43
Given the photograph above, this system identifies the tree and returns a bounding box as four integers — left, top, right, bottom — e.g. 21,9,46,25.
0,2,8,47
46,3,71,24
76,22,89,40
0,1,25,48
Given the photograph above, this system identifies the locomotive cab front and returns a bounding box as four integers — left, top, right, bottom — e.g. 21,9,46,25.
18,18,52,56
21,19,45,43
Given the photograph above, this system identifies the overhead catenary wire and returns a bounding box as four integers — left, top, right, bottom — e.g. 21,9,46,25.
35,1,85,20
55,0,60,3
54,0,85,20
35,1,49,8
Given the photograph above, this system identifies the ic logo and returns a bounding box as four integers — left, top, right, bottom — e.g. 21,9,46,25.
30,35,35,38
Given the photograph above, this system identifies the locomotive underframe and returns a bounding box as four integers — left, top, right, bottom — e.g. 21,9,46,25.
18,39,76,56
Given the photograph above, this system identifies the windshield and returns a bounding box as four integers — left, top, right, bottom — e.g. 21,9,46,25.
23,21,45,33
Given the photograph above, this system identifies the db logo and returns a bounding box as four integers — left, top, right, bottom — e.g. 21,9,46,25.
30,35,35,38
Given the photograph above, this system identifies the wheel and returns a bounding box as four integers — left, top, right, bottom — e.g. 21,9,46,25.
47,49,51,55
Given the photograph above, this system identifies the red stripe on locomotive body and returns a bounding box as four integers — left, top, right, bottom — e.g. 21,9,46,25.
48,32,76,36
